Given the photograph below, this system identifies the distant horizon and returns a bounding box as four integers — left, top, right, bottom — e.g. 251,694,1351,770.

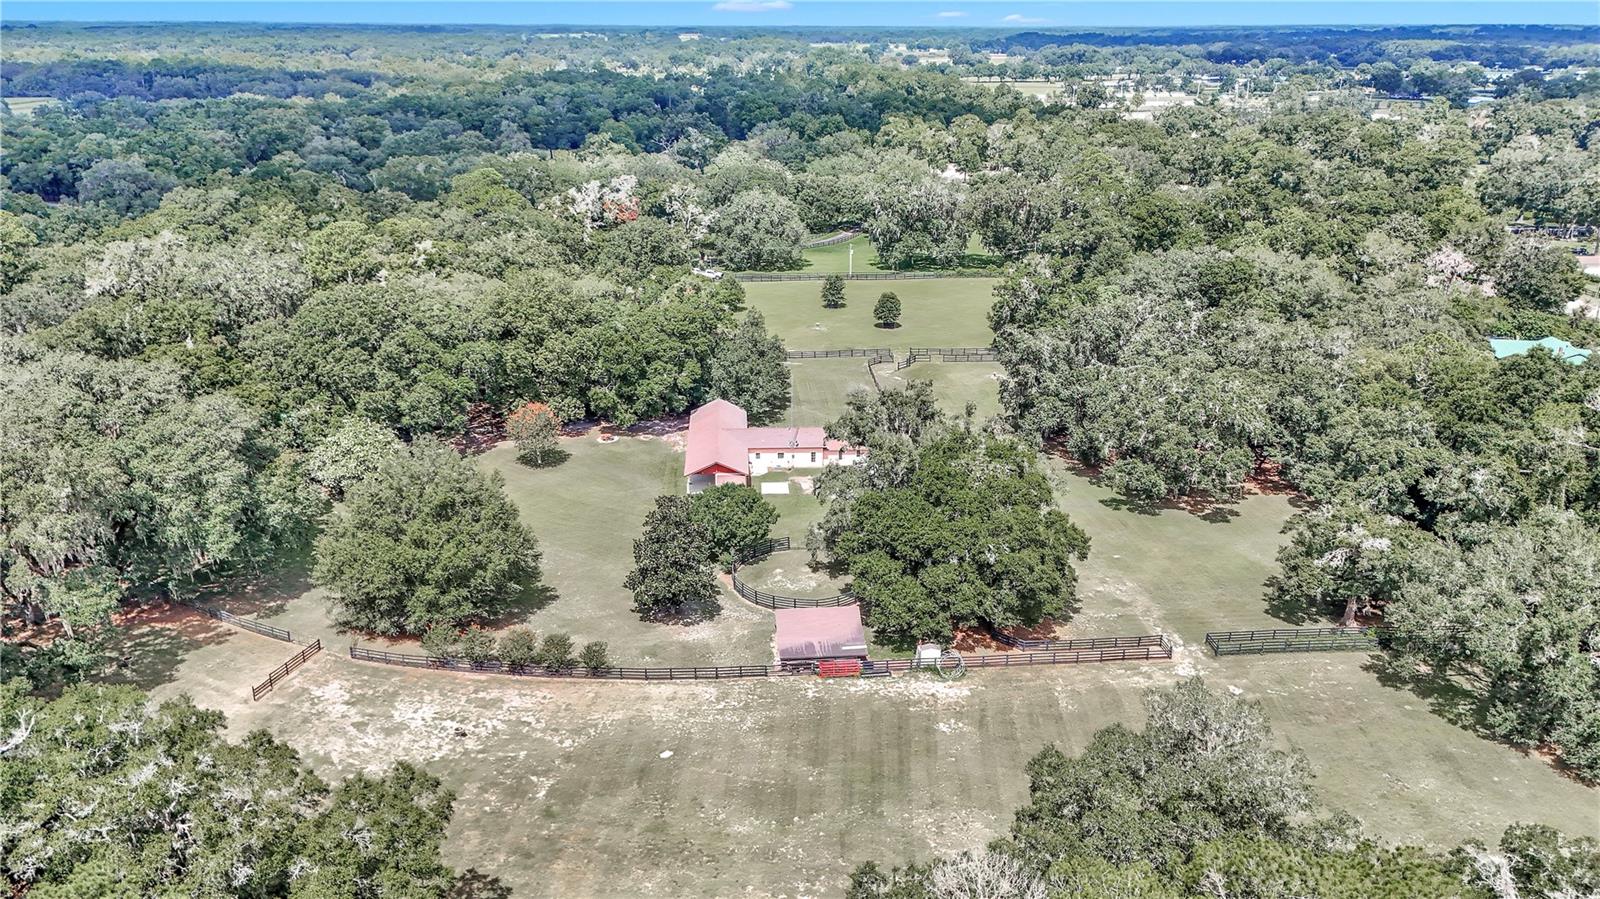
6,2,1598,29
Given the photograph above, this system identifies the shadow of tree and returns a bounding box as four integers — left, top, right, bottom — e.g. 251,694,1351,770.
193,550,314,619
103,604,237,690
479,581,560,629
1364,653,1492,738
1260,575,1330,626
1098,496,1162,517
516,448,572,469
447,868,514,899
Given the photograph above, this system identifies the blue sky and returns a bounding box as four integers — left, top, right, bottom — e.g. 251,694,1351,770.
6,1,1597,28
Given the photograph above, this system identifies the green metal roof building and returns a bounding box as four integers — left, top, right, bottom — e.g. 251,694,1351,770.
1488,336,1592,365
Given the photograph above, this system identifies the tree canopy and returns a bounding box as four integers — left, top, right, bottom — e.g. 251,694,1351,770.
314,438,541,636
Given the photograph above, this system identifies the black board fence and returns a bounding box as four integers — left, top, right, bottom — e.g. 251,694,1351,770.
348,636,1172,682
1205,626,1386,656
881,640,1173,671
184,602,294,643
987,626,1167,652
252,639,323,700
801,230,859,249
896,346,999,370
786,347,892,360
729,537,858,610
350,646,781,680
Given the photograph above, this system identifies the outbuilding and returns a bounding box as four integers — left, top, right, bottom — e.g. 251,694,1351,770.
774,606,869,663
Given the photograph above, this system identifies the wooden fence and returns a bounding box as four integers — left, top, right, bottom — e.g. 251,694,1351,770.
186,602,294,643
801,230,859,249
786,347,892,360
987,626,1167,652
729,537,858,610
896,346,999,370
251,640,323,700
349,636,1172,682
1204,626,1385,656
880,640,1173,671
736,272,994,283
350,645,781,680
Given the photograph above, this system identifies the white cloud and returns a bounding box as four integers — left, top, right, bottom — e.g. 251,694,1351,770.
935,10,967,17
712,0,792,10
1001,13,1047,24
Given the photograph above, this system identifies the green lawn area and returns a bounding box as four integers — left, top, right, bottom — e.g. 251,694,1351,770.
746,276,997,352
789,234,995,274
798,235,890,273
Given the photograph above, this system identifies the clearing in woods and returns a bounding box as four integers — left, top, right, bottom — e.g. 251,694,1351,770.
121,473,1599,898
112,275,1597,897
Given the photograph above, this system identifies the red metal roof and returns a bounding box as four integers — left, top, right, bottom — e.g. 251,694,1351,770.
684,402,854,477
684,399,749,476
775,606,868,661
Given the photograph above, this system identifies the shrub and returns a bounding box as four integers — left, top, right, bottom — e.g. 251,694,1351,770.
457,625,497,662
578,641,610,673
497,626,540,668
421,625,458,659
537,633,575,671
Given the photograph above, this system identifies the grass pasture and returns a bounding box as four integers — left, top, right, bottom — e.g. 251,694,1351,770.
745,276,998,352
795,234,994,274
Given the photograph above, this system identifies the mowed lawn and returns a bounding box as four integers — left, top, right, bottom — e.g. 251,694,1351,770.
745,276,997,352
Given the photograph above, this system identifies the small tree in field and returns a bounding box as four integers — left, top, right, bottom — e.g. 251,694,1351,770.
498,626,539,668
873,291,901,328
507,401,562,466
624,495,719,621
821,274,846,309
537,633,575,671
578,640,610,673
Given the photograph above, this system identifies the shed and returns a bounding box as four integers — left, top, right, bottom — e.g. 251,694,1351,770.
774,606,868,662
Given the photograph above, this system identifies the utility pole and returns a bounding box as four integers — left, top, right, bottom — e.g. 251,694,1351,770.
848,242,854,276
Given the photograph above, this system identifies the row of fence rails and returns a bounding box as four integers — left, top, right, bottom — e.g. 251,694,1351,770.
347,645,782,681
251,639,323,700
900,346,999,368
785,347,893,360
728,537,858,610
800,229,860,249
985,624,1168,652
1204,625,1386,656
879,639,1175,672
735,271,996,283
181,600,295,643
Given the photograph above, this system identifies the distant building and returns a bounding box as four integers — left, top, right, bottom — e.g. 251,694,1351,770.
1488,336,1591,365
682,399,864,493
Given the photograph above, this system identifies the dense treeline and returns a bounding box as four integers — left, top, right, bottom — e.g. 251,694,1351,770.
972,87,1600,776
1,681,463,895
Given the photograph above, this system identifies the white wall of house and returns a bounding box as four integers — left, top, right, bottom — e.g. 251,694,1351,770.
748,448,863,476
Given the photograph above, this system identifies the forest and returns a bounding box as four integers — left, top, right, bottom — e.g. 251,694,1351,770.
2,17,1598,897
